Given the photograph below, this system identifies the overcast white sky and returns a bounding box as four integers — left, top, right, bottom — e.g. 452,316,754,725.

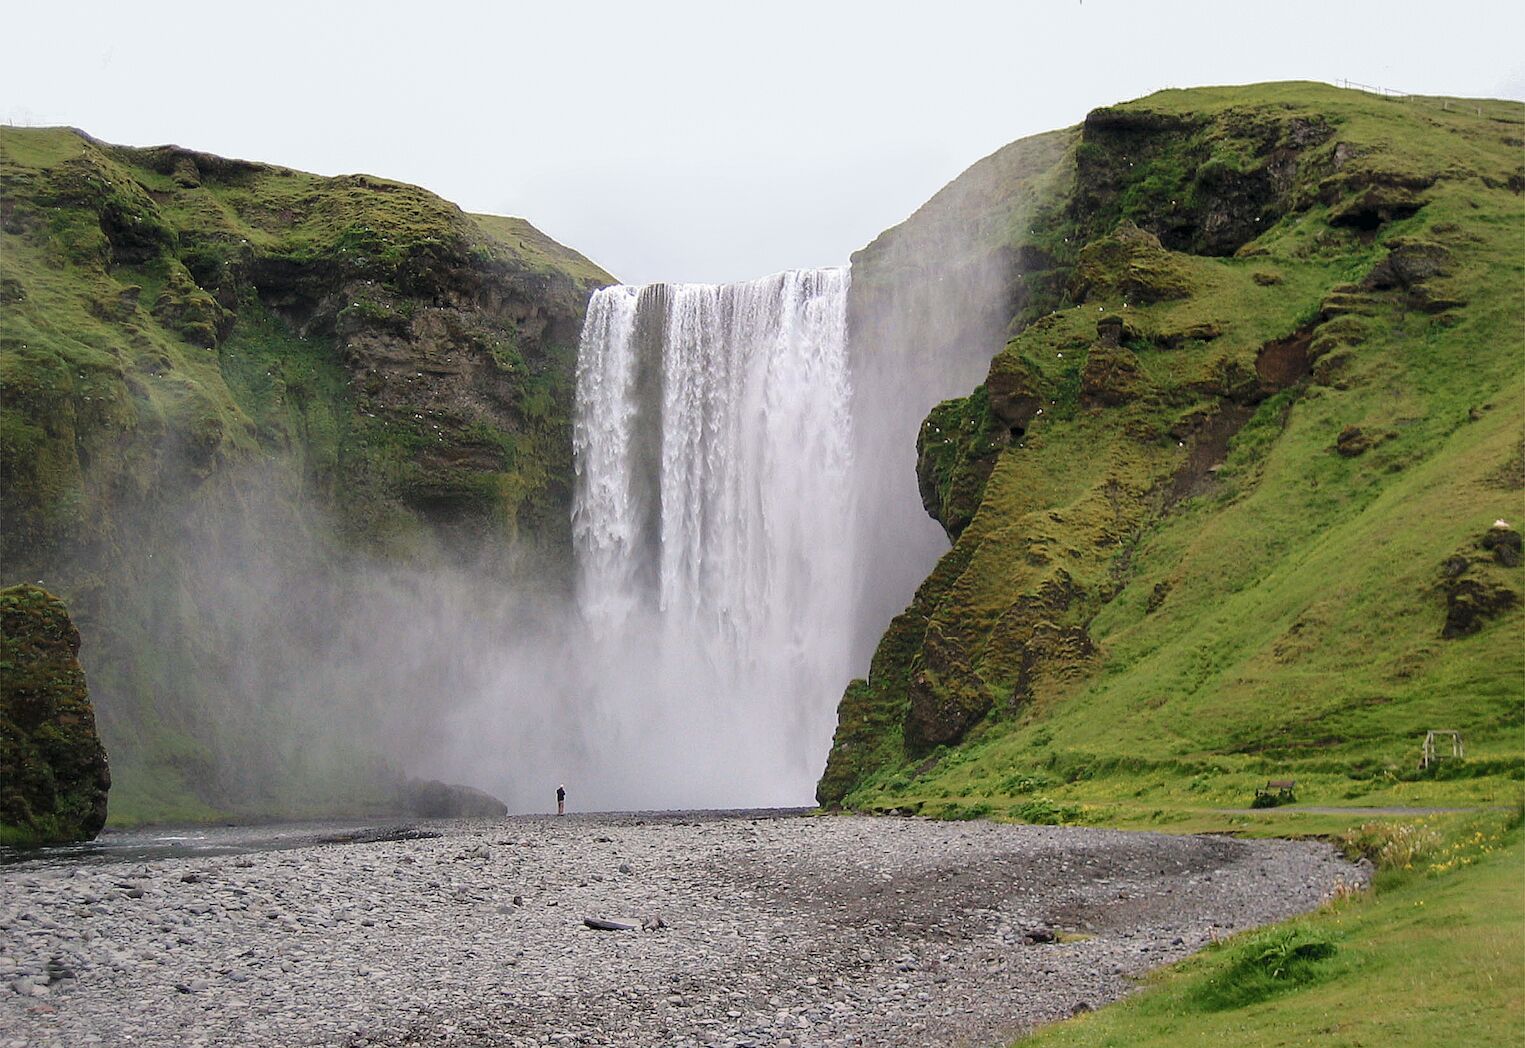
4,1,1522,284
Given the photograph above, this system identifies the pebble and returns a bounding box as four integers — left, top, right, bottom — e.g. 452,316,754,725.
0,812,1363,1046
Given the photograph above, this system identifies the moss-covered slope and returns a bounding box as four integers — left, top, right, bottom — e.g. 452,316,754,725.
820,83,1525,818
0,584,111,845
0,127,613,820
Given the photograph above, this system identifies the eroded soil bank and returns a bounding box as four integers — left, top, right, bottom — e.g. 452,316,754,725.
0,812,1363,1047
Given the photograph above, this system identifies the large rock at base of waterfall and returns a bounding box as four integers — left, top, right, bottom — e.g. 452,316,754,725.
400,777,509,818
0,585,111,845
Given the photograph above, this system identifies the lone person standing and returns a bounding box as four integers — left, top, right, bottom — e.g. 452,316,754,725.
556,784,566,817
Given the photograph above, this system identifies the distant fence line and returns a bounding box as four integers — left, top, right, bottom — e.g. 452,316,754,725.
1338,78,1411,99
1336,78,1487,117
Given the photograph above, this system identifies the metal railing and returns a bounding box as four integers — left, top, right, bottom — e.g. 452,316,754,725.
1336,79,1489,117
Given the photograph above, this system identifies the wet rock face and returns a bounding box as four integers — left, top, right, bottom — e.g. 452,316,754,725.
0,585,111,845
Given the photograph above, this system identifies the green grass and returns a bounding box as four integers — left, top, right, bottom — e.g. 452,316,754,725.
1011,809,1525,1047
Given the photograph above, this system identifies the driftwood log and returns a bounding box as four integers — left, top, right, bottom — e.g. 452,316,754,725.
583,917,636,932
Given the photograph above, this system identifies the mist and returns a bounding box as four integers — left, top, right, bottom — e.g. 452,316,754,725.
72,178,1033,816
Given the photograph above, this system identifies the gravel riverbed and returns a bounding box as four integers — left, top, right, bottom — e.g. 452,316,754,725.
0,811,1364,1047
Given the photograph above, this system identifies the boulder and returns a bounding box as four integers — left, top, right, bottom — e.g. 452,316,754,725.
1080,342,1148,407
1068,222,1193,304
399,777,508,818
1481,524,1522,568
0,585,111,845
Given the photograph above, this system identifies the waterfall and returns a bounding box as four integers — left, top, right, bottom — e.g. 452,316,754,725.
570,268,854,806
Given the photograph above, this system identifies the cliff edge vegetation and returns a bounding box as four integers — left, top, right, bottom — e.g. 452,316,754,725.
821,82,1525,824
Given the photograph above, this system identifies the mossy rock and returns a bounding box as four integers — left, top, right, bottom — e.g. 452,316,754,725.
1081,341,1149,407
1068,222,1193,304
904,659,991,755
0,584,110,845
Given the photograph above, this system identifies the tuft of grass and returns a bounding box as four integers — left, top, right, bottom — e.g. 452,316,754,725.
1187,926,1341,1011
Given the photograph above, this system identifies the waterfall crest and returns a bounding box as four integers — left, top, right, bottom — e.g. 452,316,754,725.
569,268,854,805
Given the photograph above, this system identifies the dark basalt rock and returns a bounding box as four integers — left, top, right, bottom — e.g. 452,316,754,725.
1335,425,1372,457
1441,577,1519,638
400,777,508,818
1074,105,1332,257
0,585,111,845
1327,182,1427,230
1481,525,1522,568
1362,239,1465,313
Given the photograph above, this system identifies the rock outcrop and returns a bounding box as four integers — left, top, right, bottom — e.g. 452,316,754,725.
0,585,111,845
399,777,509,818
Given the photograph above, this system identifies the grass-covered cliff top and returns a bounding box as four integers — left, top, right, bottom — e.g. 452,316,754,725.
1,125,614,567
822,81,1525,824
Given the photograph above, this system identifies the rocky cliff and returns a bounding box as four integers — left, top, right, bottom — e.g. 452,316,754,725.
0,584,111,844
820,82,1525,816
0,127,612,820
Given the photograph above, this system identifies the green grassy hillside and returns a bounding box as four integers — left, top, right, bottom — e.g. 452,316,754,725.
820,82,1525,822
0,127,613,821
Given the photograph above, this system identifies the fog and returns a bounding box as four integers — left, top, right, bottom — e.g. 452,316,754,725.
86,270,861,814
84,243,1014,815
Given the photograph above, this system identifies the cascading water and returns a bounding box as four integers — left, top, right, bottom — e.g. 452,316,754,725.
570,268,854,806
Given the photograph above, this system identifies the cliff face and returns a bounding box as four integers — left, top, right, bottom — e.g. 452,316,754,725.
821,83,1525,814
0,584,111,845
843,128,1076,659
0,128,612,820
